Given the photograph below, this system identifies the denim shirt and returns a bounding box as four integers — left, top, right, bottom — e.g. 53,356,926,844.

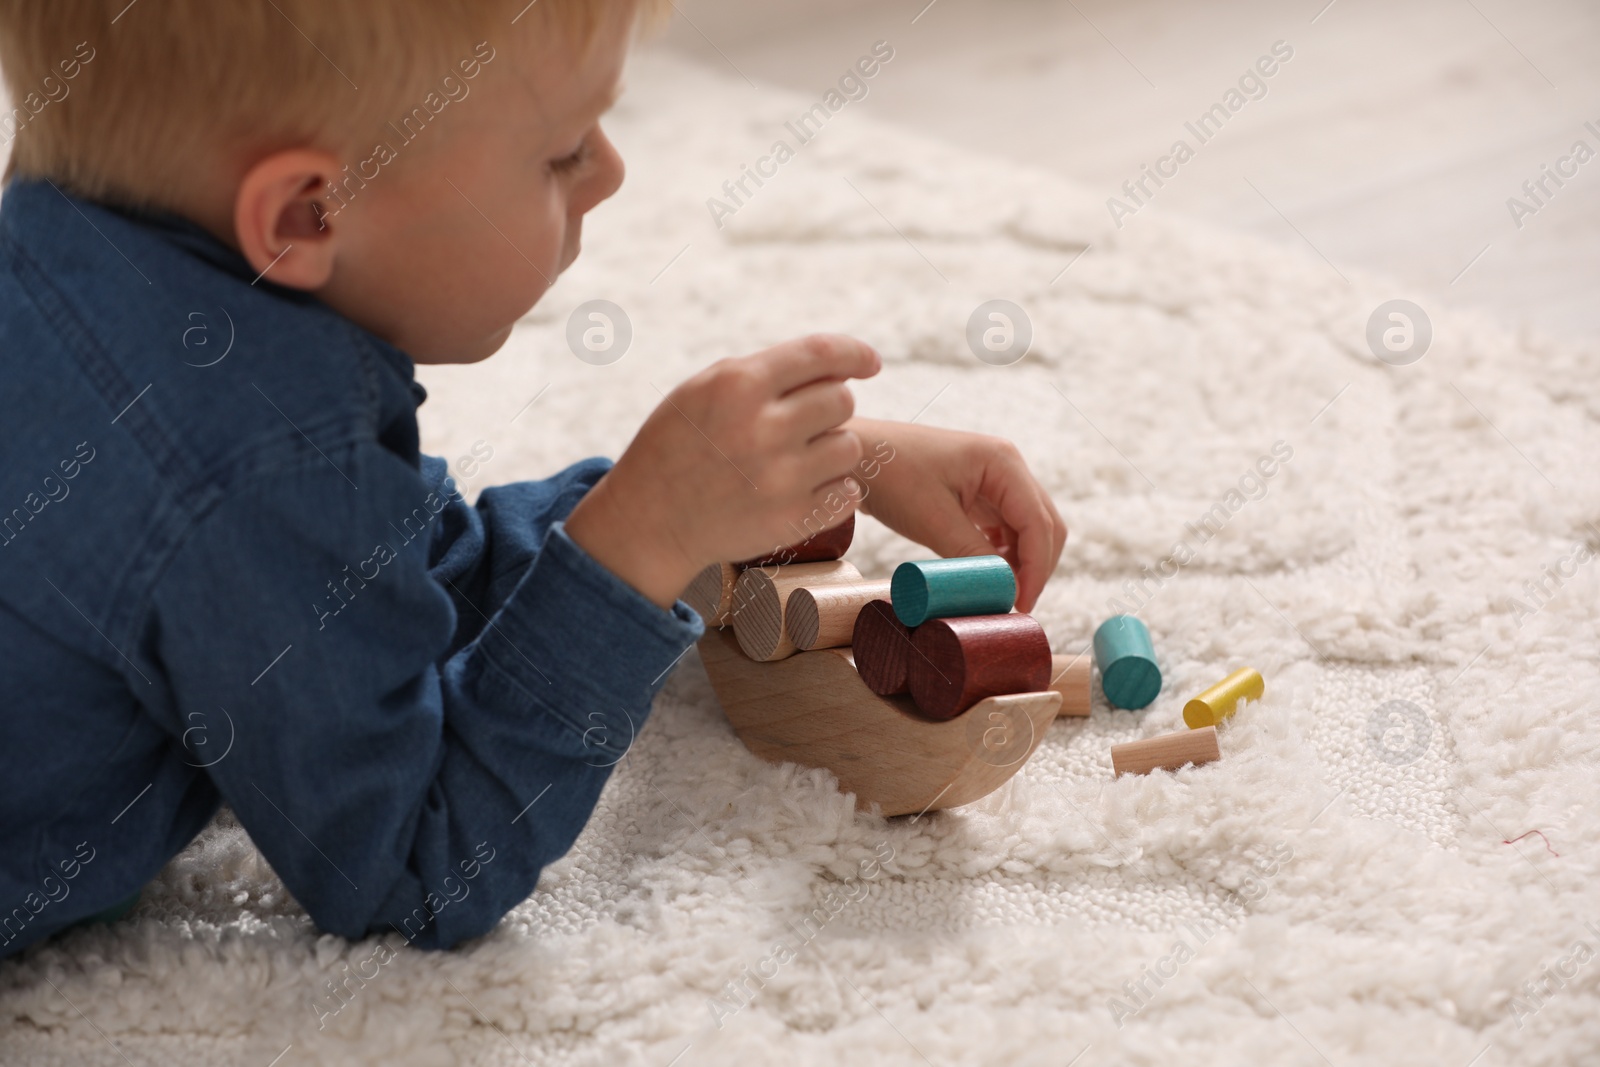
0,178,703,956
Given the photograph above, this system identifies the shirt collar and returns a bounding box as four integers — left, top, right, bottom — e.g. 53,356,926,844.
1,177,429,410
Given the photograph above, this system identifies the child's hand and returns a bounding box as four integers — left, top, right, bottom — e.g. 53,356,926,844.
849,418,1067,612
566,335,880,608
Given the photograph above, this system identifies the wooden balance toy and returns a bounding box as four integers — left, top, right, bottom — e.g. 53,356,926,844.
689,526,1089,816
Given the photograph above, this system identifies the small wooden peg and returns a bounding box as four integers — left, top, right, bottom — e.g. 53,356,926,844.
1110,726,1220,777
786,578,893,652
1049,654,1091,717
1182,667,1265,729
684,562,739,628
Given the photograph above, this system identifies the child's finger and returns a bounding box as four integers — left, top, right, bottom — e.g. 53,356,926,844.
804,475,867,530
774,379,856,443
1046,492,1069,568
801,426,866,490
762,334,880,396
980,456,1062,612
1003,487,1063,612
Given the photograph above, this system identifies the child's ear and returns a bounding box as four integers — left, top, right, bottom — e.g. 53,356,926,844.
233,149,343,290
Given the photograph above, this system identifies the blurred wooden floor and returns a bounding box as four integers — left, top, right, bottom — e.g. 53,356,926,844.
657,0,1600,342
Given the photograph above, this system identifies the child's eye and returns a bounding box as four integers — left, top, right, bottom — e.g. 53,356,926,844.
549,140,589,175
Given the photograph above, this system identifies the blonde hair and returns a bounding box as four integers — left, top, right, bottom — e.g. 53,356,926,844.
0,0,650,210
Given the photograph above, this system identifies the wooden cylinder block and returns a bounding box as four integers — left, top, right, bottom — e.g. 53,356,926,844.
1111,726,1220,777
852,599,913,695
684,562,739,628
737,514,855,570
1182,667,1265,729
1049,654,1092,717
1093,614,1162,711
907,614,1051,721
786,578,892,652
732,560,862,662
890,555,1017,627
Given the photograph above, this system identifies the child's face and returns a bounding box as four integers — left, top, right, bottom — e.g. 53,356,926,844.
322,9,632,364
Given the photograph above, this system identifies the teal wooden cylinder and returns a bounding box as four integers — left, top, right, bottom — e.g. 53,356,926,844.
1093,615,1161,710
891,556,1016,627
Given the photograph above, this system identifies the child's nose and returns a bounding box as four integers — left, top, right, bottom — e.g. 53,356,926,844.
575,128,625,214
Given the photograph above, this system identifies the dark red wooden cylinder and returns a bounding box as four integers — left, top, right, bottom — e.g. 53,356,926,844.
851,599,912,696
907,614,1051,720
738,514,855,570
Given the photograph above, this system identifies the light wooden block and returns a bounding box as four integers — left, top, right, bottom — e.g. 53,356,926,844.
1110,726,1220,777
684,562,739,628
785,578,892,651
1049,654,1091,717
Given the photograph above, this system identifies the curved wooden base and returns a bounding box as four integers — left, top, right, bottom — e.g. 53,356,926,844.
699,628,1061,817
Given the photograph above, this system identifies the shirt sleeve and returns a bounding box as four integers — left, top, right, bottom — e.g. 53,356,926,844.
147,442,702,948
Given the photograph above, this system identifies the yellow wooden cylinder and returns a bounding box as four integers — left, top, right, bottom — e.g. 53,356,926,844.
1182,667,1264,729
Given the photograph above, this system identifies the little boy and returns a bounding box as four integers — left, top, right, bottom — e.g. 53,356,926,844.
0,0,1064,955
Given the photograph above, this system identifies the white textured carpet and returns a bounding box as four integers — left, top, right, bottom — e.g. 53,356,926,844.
5,51,1600,1067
